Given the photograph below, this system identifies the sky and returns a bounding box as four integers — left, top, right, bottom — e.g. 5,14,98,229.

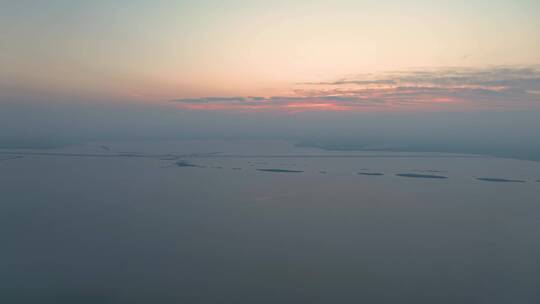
1,0,540,156
1,0,539,106
3,3,540,301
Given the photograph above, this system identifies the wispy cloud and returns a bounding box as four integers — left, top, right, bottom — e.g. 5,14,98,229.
171,66,540,112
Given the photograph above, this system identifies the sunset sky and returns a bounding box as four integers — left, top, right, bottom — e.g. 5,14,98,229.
4,3,540,303
2,0,539,112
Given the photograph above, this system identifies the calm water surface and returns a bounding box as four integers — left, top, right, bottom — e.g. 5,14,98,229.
1,140,539,303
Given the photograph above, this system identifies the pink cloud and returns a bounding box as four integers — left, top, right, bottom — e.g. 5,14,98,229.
172,66,540,112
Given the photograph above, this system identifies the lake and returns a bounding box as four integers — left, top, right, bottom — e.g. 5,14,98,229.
1,140,539,303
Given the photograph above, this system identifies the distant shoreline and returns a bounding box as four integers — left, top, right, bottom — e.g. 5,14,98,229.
296,142,540,162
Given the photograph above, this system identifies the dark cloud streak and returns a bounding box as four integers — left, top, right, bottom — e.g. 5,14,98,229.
172,66,540,111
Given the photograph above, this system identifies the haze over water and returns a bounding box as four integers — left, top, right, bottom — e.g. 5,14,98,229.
1,140,539,303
